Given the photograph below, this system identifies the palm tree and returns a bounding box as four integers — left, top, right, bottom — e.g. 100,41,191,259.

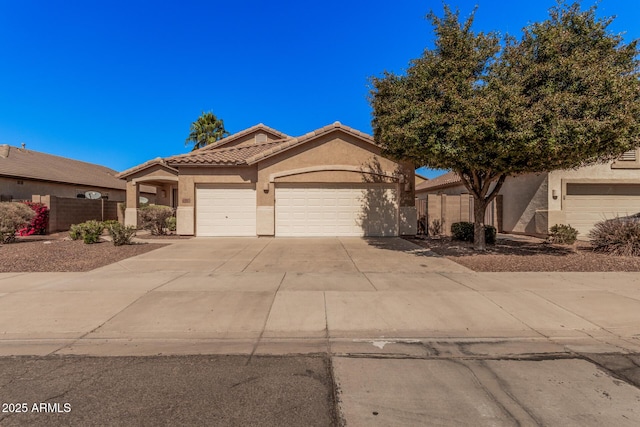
185,111,229,151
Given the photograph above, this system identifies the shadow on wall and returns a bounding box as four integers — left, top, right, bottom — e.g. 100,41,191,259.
357,158,399,237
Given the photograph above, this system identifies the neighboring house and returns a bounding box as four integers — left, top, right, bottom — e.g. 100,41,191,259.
416,148,640,237
0,144,155,202
118,122,416,237
414,172,429,187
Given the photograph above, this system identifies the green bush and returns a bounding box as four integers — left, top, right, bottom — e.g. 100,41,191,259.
451,222,474,241
165,216,177,232
68,220,104,244
484,225,497,245
102,219,120,229
0,202,36,244
69,223,83,240
139,205,175,235
107,222,137,246
81,220,104,244
589,217,640,256
451,222,496,245
548,224,578,245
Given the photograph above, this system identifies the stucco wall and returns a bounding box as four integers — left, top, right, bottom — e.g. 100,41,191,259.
214,129,284,149
547,163,640,212
416,184,467,199
0,177,126,201
499,174,548,234
256,132,411,208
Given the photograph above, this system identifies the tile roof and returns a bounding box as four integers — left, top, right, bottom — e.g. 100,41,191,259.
116,157,178,179
200,123,289,151
167,140,284,166
244,122,377,164
0,144,128,190
415,171,462,192
162,122,378,167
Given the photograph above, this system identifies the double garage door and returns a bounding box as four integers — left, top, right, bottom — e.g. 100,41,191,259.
564,183,640,237
195,183,398,237
275,184,398,237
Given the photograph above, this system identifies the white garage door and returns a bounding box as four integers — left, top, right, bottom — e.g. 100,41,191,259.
196,185,256,236
564,183,640,237
275,183,398,237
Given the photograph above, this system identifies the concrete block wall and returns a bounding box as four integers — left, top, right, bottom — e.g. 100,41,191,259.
32,195,119,232
417,194,501,236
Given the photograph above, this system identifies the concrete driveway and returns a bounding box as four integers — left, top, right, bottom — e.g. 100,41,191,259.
1,237,640,356
2,237,640,425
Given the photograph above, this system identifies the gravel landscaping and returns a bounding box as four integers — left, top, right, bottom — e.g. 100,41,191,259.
0,233,167,272
407,236,640,272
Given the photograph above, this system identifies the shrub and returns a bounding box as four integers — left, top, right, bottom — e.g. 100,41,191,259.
69,223,83,240
548,224,578,245
428,218,443,236
102,219,120,230
589,217,640,257
0,202,35,243
165,216,177,232
451,222,496,245
139,205,175,235
68,220,104,244
18,202,49,236
107,222,137,246
81,220,105,244
484,225,497,245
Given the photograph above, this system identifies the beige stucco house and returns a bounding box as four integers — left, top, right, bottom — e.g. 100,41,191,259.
416,148,640,238
118,122,417,237
0,144,155,202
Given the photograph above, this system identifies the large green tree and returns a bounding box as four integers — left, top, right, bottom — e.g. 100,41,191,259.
185,111,230,151
371,2,640,250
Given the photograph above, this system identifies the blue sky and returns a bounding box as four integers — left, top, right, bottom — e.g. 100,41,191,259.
1,1,638,178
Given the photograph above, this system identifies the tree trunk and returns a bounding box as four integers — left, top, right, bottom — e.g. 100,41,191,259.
473,197,489,251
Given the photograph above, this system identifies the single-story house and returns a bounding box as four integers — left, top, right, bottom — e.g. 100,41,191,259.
0,143,155,202
118,122,416,237
414,172,429,187
416,148,640,237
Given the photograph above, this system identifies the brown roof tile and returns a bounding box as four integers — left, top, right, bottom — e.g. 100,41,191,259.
200,123,289,151
415,171,462,192
116,157,178,179
245,122,377,164
0,144,128,190
167,140,284,166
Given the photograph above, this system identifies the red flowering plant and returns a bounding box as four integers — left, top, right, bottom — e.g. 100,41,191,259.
18,202,49,236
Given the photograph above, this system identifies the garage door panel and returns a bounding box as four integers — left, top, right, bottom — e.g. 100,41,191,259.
196,186,256,237
565,194,640,236
276,184,398,237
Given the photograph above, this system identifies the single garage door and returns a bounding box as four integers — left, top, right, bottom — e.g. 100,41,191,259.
196,185,256,236
275,183,398,237
564,183,640,236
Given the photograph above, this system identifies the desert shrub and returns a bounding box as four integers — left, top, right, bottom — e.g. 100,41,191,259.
589,217,640,257
548,224,578,245
81,220,105,244
451,222,496,245
102,219,120,230
139,205,175,235
429,218,443,236
19,202,49,236
0,202,35,243
107,222,137,246
69,220,104,244
69,223,83,240
165,216,177,232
